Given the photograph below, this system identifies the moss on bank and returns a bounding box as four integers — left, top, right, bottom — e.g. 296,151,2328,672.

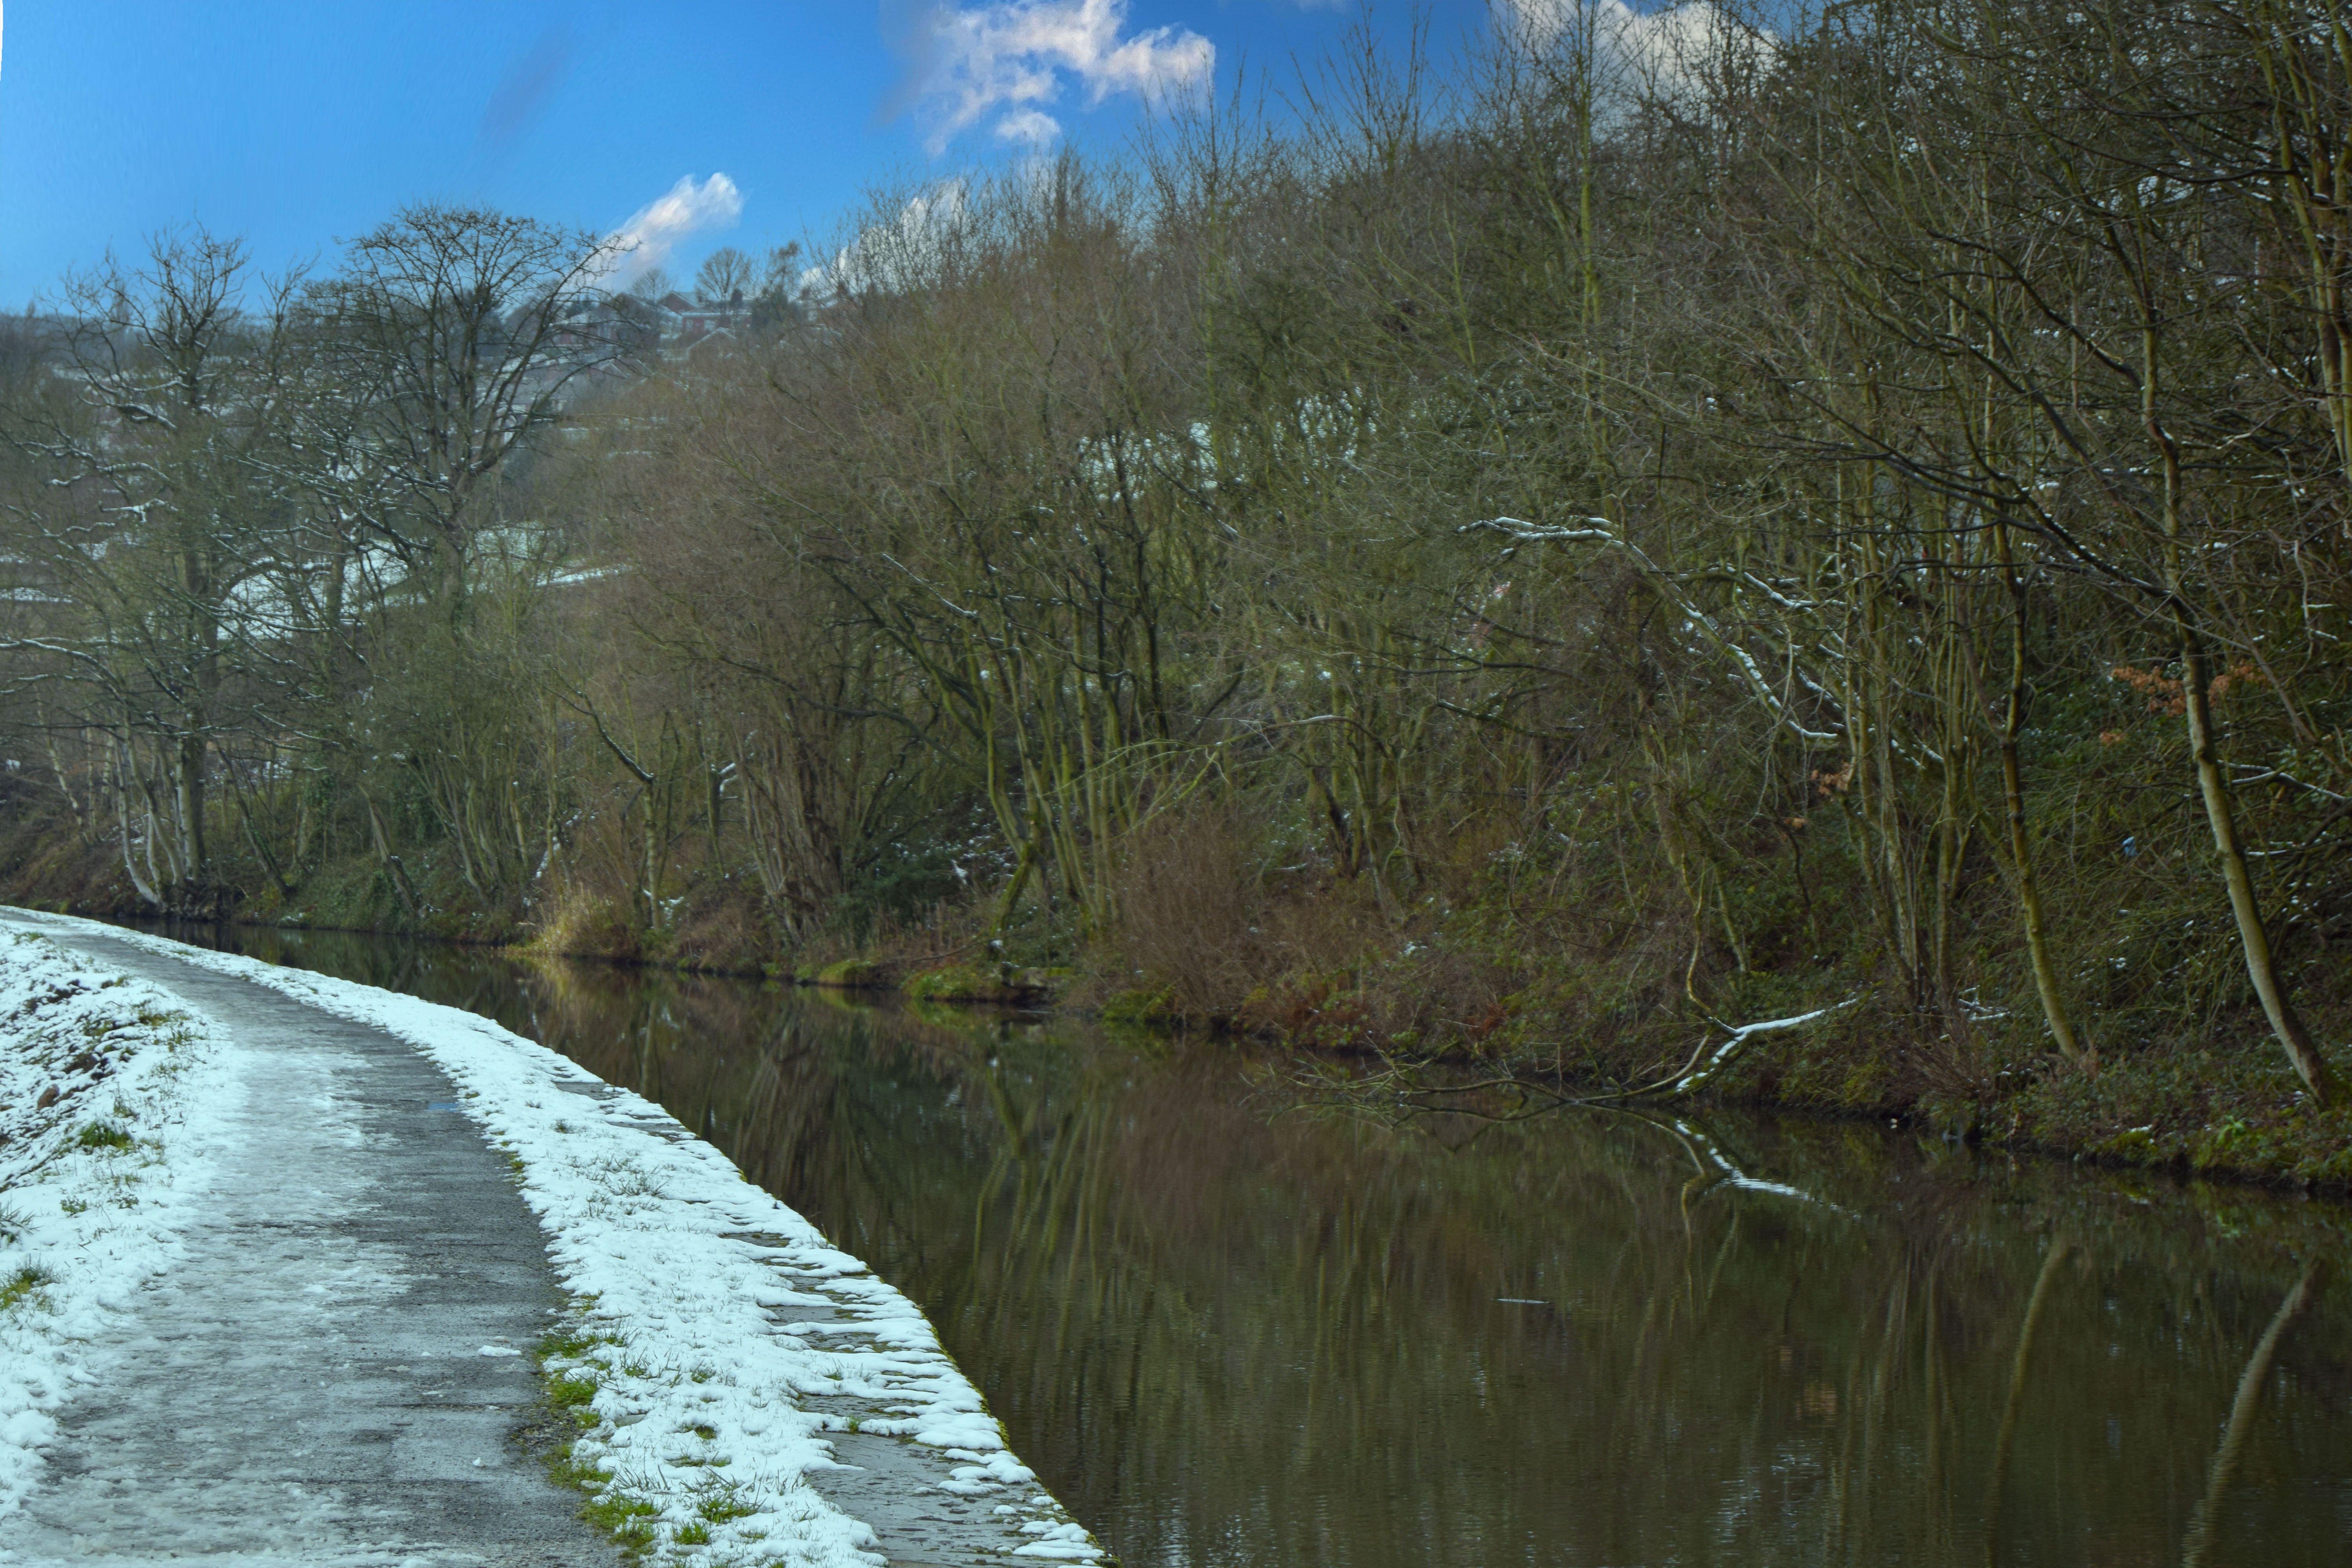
903,962,1065,1005
799,958,881,989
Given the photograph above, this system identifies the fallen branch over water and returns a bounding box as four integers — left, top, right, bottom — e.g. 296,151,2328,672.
1660,996,1864,1096
1288,994,1864,1124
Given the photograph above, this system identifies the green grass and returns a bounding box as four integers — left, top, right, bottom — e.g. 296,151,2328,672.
546,1430,660,1554
537,1320,619,1362
76,1122,134,1151
548,1372,597,1410
578,1485,660,1549
691,1478,757,1523
532,1311,666,1555
533,1320,602,1414
1,1264,55,1312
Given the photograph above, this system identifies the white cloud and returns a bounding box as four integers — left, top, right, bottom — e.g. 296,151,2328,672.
602,173,744,287
802,182,970,299
1498,0,1759,104
995,107,1063,147
913,0,1213,154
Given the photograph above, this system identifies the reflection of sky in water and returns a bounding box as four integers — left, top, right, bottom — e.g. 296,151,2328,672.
128,918,2352,1568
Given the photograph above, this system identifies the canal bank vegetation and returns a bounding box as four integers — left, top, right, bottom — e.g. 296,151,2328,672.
6,1,2352,1180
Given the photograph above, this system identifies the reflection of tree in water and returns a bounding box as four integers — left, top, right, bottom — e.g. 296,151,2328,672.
126,924,2352,1568
666,1012,2349,1568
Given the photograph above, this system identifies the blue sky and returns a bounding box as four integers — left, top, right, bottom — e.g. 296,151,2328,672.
0,0,1506,305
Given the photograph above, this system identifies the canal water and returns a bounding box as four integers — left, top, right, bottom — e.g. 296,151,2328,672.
117,921,2352,1566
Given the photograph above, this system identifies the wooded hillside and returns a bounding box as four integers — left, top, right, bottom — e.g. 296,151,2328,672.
7,1,2350,1174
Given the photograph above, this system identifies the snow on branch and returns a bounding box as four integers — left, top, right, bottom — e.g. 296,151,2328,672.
1669,995,1861,1093
1463,515,1842,742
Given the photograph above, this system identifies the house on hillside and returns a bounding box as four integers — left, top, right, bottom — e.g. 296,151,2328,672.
654,291,748,350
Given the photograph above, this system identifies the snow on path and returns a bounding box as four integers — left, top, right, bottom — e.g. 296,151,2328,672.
2,911,1107,1567
0,922,623,1568
0,931,237,1523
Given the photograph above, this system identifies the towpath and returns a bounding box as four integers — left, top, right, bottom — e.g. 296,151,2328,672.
1,919,1075,1568
0,922,621,1568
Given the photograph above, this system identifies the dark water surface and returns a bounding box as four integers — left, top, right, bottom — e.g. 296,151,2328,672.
109,920,2352,1566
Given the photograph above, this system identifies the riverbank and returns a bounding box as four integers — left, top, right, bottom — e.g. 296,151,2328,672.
17,846,2352,1198
0,909,1107,1566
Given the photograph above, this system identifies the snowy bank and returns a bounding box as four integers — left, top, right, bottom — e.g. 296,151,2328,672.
0,912,1106,1567
0,930,235,1518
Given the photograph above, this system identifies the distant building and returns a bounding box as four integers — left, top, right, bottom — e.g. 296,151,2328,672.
653,290,748,352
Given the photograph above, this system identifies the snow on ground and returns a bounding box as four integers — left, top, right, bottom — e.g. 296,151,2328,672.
3,913,1105,1567
0,930,235,1519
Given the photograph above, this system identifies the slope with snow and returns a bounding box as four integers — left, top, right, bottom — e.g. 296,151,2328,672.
0,929,236,1519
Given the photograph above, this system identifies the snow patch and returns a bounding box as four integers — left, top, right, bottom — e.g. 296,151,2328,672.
0,930,237,1519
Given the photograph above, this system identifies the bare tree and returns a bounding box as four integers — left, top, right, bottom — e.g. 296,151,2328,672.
0,227,303,911
301,203,619,627
694,246,754,305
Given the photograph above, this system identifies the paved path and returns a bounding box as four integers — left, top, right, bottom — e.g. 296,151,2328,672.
0,926,622,1568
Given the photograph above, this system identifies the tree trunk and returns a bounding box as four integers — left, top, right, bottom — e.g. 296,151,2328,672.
175,732,209,907
114,744,163,909
2143,312,2339,1104
1987,524,2083,1062
2177,624,2339,1103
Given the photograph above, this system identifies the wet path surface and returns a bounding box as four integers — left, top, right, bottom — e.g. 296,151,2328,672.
0,925,620,1568
92,918,2352,1568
